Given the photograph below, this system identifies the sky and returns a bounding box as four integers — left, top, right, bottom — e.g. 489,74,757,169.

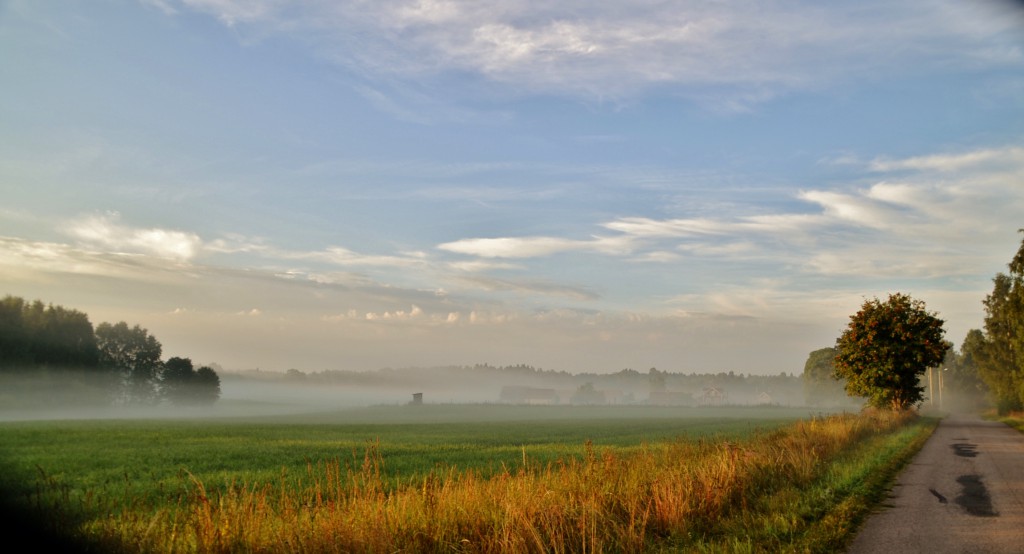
1,0,1023,375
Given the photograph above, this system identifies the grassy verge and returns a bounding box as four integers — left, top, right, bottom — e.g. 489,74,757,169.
693,415,936,552
24,410,933,553
997,412,1024,433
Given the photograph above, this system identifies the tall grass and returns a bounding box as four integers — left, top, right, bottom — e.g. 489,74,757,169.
47,410,928,553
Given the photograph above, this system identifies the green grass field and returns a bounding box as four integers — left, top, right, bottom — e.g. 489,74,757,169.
0,404,813,501
0,404,930,552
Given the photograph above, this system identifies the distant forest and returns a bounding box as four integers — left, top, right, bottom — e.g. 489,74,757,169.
0,295,220,408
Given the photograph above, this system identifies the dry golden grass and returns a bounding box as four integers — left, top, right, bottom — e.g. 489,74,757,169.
72,410,918,553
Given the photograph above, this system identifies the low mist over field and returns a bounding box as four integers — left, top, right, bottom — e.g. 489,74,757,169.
221,365,809,407
1,361,851,422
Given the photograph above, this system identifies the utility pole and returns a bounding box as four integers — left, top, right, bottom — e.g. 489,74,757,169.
939,368,944,411
928,367,934,408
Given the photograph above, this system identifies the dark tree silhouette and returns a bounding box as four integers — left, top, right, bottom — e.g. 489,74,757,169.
159,357,221,405
96,321,162,405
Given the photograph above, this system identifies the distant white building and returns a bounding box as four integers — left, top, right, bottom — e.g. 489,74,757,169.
700,386,727,405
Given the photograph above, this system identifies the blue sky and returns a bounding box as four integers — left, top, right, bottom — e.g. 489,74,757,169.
2,0,1023,374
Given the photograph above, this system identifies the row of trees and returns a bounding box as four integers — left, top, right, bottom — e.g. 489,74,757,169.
0,296,220,407
803,331,988,411
804,231,1024,414
970,232,1024,413
280,364,803,405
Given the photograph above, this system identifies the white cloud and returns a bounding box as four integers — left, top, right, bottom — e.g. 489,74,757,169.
601,217,727,238
57,213,431,274
271,245,430,269
438,235,631,258
868,146,1024,173
864,182,925,206
366,305,424,321
797,190,903,230
447,259,522,272
677,241,756,257
64,213,202,261
0,235,196,283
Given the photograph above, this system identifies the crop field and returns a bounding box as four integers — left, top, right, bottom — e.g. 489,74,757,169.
0,404,934,552
0,405,807,507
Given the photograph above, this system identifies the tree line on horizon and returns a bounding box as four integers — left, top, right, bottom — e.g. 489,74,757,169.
278,364,805,406
0,296,220,408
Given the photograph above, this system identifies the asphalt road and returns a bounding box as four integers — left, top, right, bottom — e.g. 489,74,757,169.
846,413,1024,554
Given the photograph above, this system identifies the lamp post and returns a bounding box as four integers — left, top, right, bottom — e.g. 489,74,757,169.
939,367,944,411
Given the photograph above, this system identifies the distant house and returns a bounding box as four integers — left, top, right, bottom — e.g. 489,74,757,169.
757,391,774,405
700,386,727,405
410,392,423,405
499,386,559,405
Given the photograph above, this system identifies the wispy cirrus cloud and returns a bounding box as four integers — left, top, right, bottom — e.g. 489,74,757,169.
868,146,1024,173
437,235,634,258
0,235,196,283
435,144,1024,286
600,217,728,238
456,274,599,301
279,246,429,269
158,0,1023,107
60,213,434,271
0,214,432,301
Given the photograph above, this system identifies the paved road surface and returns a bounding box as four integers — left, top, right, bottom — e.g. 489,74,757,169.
846,414,1024,553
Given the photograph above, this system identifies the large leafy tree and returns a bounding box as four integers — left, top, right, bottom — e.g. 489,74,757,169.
95,321,163,405
834,293,949,410
975,232,1024,414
